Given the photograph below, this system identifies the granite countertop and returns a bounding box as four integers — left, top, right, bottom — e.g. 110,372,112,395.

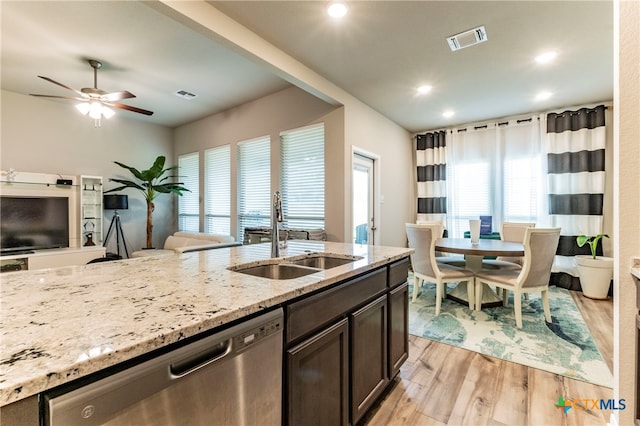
0,241,411,407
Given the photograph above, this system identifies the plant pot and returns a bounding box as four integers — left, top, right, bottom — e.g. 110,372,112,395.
575,255,613,299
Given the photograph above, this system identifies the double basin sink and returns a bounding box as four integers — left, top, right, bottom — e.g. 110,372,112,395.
228,253,363,280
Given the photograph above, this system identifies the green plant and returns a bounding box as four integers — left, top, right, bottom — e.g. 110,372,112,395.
576,234,609,260
105,156,190,249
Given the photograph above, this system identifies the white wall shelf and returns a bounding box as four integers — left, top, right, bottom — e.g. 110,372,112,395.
80,176,103,247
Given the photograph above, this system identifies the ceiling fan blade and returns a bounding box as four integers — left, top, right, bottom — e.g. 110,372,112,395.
102,91,136,102
30,94,88,102
37,76,87,98
107,102,154,116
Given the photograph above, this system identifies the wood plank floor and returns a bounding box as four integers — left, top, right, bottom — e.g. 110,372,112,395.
363,290,614,426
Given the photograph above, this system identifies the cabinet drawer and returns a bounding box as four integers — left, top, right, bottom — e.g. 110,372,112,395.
388,257,410,288
287,268,386,343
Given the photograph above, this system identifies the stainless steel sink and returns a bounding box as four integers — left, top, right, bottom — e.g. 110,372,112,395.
288,255,359,269
229,253,363,279
230,263,318,280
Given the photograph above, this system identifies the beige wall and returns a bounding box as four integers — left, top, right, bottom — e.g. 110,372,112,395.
159,0,414,248
0,90,175,252
173,86,343,241
344,102,414,247
615,1,640,424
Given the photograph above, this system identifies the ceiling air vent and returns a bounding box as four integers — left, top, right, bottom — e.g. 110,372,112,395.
447,26,488,51
175,90,197,100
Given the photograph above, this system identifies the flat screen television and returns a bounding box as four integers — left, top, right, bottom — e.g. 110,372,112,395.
0,196,70,254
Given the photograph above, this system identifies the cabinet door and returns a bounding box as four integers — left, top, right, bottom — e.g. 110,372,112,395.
389,282,409,378
287,318,349,426
351,295,388,424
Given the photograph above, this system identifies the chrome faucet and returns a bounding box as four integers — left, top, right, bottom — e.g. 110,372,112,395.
271,191,283,257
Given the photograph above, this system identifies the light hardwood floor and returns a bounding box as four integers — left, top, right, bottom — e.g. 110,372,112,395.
363,290,614,426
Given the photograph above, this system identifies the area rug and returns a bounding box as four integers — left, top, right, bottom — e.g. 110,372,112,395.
408,281,613,388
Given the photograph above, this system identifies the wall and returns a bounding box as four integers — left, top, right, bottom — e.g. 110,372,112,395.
158,1,414,248
173,86,343,240
615,1,640,424
0,90,175,253
344,102,414,247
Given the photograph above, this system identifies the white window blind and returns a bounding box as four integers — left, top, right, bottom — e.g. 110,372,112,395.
205,145,231,235
449,161,491,236
178,152,199,232
446,118,543,237
280,124,325,229
237,136,271,240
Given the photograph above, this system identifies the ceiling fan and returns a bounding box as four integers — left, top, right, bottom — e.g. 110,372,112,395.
30,59,154,124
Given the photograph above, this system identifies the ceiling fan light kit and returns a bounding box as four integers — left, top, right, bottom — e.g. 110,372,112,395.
30,59,153,127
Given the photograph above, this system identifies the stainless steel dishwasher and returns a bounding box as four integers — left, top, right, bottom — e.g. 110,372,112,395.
44,308,283,426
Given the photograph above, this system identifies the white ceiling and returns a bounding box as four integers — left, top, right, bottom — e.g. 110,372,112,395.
1,1,613,133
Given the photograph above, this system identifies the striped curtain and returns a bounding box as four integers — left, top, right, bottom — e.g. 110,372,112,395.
416,131,447,224
546,105,606,258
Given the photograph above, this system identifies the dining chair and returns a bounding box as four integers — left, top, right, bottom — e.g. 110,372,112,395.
482,221,535,301
405,223,476,313
482,221,536,270
416,220,466,266
474,227,561,328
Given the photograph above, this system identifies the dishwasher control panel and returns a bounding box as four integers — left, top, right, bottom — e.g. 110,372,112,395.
234,314,282,352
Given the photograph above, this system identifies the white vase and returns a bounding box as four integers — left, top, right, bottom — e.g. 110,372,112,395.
575,255,614,299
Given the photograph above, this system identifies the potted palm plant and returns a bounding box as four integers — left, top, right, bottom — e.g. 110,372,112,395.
575,234,613,299
105,156,190,249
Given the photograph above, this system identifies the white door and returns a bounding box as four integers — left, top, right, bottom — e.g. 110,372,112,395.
352,153,375,244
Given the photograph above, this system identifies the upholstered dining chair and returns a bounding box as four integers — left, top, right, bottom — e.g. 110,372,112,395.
416,220,466,266
405,223,476,314
482,221,536,270
482,222,536,301
474,227,561,328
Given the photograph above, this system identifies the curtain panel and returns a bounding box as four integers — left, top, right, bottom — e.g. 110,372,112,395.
445,118,544,237
416,131,447,224
546,104,606,257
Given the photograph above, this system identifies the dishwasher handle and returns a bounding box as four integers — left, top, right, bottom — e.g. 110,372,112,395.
169,339,232,378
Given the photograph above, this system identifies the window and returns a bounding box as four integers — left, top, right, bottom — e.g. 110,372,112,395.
280,124,325,229
205,145,231,235
237,136,271,240
178,152,199,232
448,161,491,235
446,119,543,237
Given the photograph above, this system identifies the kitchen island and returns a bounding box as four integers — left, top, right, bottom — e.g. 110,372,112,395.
0,241,411,424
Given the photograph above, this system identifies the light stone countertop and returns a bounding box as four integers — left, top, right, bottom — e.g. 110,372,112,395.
0,241,411,407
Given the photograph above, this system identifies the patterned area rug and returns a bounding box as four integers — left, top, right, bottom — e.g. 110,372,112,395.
408,281,613,388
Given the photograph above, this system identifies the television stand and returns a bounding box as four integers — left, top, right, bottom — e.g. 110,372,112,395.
1,250,35,256
0,246,106,272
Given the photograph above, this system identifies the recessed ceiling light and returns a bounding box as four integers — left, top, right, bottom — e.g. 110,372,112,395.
327,2,348,18
535,51,557,64
536,91,553,101
416,85,432,95
443,110,455,118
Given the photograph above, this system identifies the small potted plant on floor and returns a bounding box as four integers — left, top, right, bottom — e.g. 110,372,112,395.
575,234,613,299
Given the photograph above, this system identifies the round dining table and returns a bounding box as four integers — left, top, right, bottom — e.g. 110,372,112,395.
435,238,525,309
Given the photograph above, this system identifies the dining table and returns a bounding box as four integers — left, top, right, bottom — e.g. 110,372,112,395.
435,237,525,309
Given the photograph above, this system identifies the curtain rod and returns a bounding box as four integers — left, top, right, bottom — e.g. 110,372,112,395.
415,103,611,136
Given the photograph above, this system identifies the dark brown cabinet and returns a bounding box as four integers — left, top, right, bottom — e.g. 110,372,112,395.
351,295,388,424
287,319,349,426
285,256,410,425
